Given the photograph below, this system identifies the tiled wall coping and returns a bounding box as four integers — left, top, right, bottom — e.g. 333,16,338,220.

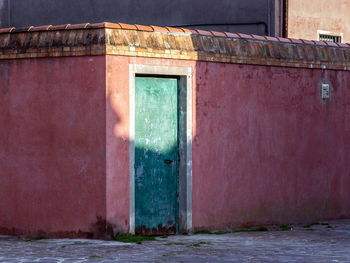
0,22,349,70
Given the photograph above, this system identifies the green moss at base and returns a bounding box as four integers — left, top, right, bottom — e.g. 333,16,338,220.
115,233,155,244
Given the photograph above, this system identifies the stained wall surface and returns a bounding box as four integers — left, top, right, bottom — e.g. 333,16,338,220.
288,0,350,42
0,56,107,238
192,62,350,229
106,55,350,232
1,23,350,237
105,56,196,234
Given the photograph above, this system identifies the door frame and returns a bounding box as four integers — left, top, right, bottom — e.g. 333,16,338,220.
129,64,193,234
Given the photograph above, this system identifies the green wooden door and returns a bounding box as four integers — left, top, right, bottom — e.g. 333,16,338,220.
135,76,178,235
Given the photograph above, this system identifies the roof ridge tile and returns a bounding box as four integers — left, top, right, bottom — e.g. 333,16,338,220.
195,29,213,36
237,33,253,39
134,24,153,32
150,25,169,32
66,23,90,30
118,23,137,30
12,26,33,33
49,24,71,30
0,21,347,53
0,27,15,34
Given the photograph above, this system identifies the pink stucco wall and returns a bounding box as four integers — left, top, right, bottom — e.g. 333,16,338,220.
1,54,349,237
106,55,130,234
106,56,350,232
193,62,350,229
0,56,107,238
105,56,196,234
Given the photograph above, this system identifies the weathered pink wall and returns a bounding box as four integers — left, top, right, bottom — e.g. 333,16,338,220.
105,56,196,234
193,62,350,229
288,0,350,42
106,55,130,234
2,54,350,237
0,56,107,238
106,56,350,232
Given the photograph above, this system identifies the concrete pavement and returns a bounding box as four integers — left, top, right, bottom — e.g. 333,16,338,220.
0,220,350,262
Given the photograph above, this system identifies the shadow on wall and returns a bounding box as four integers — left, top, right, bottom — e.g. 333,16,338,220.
107,58,350,236
106,74,181,237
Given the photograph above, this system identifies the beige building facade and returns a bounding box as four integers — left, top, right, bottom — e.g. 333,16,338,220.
287,0,350,43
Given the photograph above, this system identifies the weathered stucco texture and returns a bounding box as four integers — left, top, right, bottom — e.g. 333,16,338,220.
106,55,350,232
0,56,107,238
192,62,350,230
288,0,350,43
2,53,350,236
105,56,196,234
106,55,130,234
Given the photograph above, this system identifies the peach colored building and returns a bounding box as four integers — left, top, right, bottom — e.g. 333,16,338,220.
287,0,350,42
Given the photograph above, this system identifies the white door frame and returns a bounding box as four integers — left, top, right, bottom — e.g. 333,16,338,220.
129,64,193,234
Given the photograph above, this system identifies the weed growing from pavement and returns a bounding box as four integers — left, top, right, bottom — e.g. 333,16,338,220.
115,233,155,244
232,226,268,232
280,224,292,231
194,230,212,234
195,226,269,234
303,222,321,228
165,242,185,246
192,242,210,247
89,255,101,258
212,231,231,235
25,236,45,242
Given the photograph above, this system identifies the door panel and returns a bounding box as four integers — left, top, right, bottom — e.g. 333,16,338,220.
135,76,178,235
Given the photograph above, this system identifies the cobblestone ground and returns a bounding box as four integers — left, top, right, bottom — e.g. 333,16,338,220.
0,220,350,263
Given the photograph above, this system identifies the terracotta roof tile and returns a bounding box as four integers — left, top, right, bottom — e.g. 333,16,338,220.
49,24,71,30
210,31,226,37
150,25,169,32
135,24,153,32
301,39,314,45
325,41,339,47
0,27,15,34
289,38,303,44
0,21,348,71
88,22,121,29
276,37,291,43
165,27,184,33
180,28,192,33
337,43,350,48
194,29,212,36
312,40,327,46
30,25,52,31
66,23,90,30
224,32,240,38
264,36,279,42
251,34,266,41
12,26,33,33
118,23,137,30
237,33,253,39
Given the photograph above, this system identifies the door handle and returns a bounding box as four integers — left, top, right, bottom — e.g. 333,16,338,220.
164,159,173,164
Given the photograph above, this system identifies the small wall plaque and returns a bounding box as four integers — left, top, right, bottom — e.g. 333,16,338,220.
321,83,330,99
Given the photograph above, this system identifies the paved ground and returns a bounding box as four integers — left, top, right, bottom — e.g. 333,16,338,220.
0,220,350,263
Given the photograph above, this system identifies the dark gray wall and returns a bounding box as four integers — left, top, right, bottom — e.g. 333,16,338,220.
0,0,282,36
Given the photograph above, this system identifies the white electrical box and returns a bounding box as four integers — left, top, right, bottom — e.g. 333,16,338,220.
321,83,330,99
